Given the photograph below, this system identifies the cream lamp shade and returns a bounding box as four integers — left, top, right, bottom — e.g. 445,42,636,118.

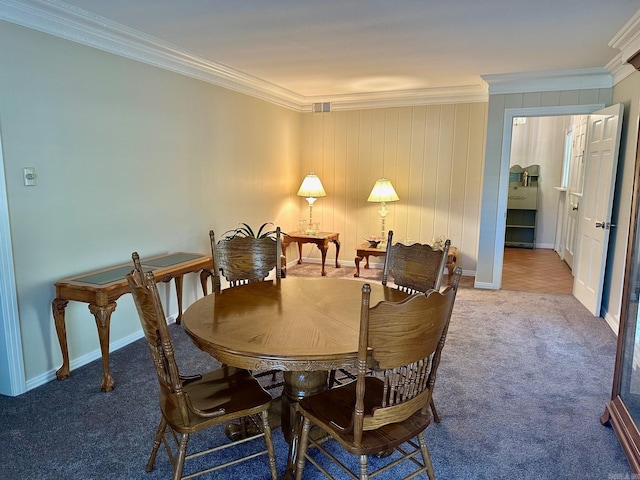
297,173,326,234
367,178,399,242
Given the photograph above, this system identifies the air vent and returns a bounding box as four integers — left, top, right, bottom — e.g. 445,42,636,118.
312,102,331,113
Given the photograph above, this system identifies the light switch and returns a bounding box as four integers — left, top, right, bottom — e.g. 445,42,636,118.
23,167,37,186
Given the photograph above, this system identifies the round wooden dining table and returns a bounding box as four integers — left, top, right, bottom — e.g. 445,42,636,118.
182,276,408,478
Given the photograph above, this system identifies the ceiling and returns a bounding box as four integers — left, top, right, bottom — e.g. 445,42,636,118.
7,1,640,105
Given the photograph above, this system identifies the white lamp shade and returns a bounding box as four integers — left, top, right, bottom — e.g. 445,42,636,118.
297,173,327,198
367,178,399,203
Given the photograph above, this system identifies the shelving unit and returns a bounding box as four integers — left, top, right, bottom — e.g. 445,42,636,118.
505,164,539,248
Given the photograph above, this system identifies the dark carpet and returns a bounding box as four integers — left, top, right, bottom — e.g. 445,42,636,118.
0,264,631,479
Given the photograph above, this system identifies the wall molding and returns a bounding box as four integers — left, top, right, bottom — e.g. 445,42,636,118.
1,0,636,110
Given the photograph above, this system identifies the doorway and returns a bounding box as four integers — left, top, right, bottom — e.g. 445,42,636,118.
502,114,574,294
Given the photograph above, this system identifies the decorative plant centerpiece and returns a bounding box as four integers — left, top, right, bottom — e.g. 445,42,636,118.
430,234,446,251
364,236,384,248
221,222,281,240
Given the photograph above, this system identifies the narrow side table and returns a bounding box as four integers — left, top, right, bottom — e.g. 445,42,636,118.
354,242,386,277
282,232,341,276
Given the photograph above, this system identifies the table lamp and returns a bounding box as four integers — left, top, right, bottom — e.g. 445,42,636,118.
367,178,399,242
297,172,326,234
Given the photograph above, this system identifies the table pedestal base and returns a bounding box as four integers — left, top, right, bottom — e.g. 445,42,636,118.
281,370,328,480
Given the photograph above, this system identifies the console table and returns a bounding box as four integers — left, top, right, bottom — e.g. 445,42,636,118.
52,252,212,391
281,232,341,276
354,243,459,285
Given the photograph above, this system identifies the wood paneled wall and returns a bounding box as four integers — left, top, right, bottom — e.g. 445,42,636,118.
299,103,487,273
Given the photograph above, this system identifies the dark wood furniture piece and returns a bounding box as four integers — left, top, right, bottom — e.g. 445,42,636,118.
181,277,409,479
210,227,282,381
281,231,341,276
354,242,387,277
382,230,451,294
355,237,459,285
210,227,282,291
52,252,212,392
378,231,452,423
295,273,461,480
601,49,640,475
127,253,277,480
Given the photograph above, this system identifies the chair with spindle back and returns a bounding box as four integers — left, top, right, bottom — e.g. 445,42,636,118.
295,268,462,480
127,252,277,480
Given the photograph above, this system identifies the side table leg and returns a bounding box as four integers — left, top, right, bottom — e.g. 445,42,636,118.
296,242,303,265
199,269,211,296
354,256,363,277
88,303,117,392
52,298,70,381
318,245,329,276
332,239,341,268
174,275,184,324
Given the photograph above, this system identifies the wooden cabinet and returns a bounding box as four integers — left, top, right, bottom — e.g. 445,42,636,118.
505,165,539,248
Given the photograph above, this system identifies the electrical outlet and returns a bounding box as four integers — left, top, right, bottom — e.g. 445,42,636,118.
23,167,36,186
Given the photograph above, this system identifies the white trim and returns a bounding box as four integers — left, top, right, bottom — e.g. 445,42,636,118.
25,316,175,391
490,105,605,291
0,0,490,111
0,132,26,396
608,9,640,86
482,68,613,95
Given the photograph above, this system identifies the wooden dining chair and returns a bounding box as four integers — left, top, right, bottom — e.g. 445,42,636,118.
209,227,282,383
127,252,278,480
329,231,452,419
381,230,451,423
295,268,462,480
209,226,282,292
382,230,451,294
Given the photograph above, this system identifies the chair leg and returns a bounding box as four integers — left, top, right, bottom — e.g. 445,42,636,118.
295,417,312,480
430,397,441,423
359,454,369,480
146,417,167,472
260,410,278,480
173,433,190,480
418,431,436,480
328,369,336,388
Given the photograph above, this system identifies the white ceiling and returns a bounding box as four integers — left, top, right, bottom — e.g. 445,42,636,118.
8,1,640,102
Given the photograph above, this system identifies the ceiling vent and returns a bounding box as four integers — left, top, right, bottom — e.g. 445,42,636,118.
312,102,331,113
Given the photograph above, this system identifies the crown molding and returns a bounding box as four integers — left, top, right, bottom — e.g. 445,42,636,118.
0,0,489,111
0,0,307,110
312,84,488,111
607,8,640,85
482,68,613,95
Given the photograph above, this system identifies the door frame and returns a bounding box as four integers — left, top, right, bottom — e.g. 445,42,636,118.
0,132,26,396
492,104,605,289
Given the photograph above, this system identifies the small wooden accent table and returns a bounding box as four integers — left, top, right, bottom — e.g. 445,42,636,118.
354,242,387,277
52,252,212,392
182,277,407,479
355,243,459,284
281,231,341,276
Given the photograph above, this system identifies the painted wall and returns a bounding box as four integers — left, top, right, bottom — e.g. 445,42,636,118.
604,71,640,329
0,21,301,387
299,104,487,273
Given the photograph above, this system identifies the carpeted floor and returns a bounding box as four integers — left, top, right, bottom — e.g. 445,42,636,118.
0,263,632,479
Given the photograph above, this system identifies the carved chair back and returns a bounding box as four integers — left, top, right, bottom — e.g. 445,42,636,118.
382,230,451,293
209,227,282,292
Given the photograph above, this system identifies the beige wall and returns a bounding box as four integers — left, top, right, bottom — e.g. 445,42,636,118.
605,70,640,328
0,21,301,386
299,104,487,272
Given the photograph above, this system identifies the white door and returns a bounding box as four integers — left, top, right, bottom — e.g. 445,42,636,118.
564,116,588,269
573,104,623,316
